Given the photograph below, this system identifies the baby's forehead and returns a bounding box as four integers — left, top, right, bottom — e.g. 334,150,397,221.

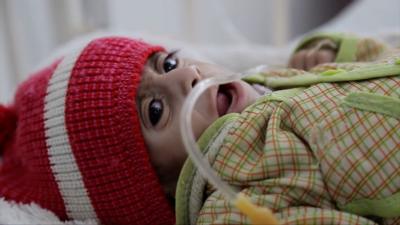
137,65,157,98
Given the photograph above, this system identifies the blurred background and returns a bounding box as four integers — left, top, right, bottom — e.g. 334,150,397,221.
0,0,399,103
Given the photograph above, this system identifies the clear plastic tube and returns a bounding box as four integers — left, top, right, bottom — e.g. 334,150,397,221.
179,67,280,225
179,73,243,200
179,66,270,199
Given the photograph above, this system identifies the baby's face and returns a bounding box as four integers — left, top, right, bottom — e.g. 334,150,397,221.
137,51,260,195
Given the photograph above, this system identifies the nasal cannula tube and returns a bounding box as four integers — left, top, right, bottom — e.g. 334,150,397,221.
180,68,280,225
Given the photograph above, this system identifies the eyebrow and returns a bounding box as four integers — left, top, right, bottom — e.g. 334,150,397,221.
166,50,179,59
149,52,161,73
136,91,145,125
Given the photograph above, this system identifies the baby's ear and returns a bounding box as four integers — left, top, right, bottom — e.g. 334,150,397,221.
0,104,17,153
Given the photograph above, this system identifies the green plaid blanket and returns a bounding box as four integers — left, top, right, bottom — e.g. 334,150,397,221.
176,34,400,225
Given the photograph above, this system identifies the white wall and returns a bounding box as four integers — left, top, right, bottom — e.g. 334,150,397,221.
106,0,291,46
105,0,354,46
3,0,56,80
0,0,14,103
2,0,398,103
318,0,400,34
0,0,99,102
107,0,189,40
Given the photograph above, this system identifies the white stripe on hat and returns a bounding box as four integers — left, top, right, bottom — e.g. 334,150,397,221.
44,50,98,221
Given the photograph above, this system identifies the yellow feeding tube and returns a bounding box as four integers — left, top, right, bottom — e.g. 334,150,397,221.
234,193,280,225
180,72,280,225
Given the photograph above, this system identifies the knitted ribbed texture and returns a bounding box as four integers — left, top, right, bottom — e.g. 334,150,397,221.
0,60,68,219
0,37,175,225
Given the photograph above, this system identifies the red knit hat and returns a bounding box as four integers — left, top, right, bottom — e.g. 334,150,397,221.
0,37,175,225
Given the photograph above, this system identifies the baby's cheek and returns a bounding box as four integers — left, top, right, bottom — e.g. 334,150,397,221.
243,82,263,105
190,110,216,140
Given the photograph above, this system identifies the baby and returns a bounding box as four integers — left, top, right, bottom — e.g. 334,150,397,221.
0,33,399,225
137,34,338,201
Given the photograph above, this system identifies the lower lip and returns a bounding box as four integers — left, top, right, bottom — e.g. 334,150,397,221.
228,82,245,113
220,82,245,115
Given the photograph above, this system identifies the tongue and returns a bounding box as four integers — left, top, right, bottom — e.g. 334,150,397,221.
217,92,230,116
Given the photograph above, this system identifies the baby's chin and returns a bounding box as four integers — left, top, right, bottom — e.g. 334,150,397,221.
251,83,273,96
236,81,263,111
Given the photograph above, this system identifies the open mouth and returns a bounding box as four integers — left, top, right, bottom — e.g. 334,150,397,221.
216,83,234,116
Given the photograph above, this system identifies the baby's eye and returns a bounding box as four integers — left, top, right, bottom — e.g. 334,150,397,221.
149,99,163,126
162,51,179,73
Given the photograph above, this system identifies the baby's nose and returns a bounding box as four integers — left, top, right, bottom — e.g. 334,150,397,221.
188,65,200,88
169,65,200,95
